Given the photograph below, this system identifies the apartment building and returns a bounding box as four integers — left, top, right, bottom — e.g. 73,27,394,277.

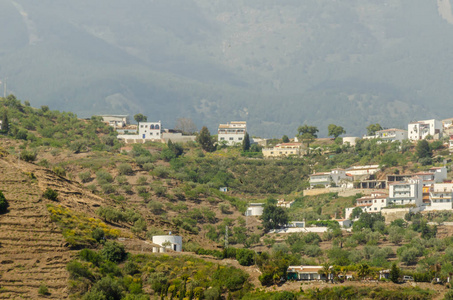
218,121,247,146
408,119,443,141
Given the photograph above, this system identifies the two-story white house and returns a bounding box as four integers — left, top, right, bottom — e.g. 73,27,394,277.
117,121,162,143
375,129,408,143
388,177,423,207
309,169,353,188
218,121,247,146
408,119,443,141
345,192,389,219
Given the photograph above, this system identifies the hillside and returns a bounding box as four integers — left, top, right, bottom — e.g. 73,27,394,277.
2,1,453,136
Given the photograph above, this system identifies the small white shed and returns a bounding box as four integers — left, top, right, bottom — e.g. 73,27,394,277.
152,235,183,252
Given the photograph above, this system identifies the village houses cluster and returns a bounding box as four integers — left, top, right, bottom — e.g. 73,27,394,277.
102,114,453,220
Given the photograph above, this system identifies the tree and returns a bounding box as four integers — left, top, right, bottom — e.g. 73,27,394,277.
390,263,400,283
416,139,432,159
242,132,251,151
134,113,147,123
350,207,363,219
282,135,290,143
366,123,383,136
297,125,318,154
0,191,8,214
327,124,346,139
175,117,197,135
0,110,8,134
261,204,289,232
357,263,370,279
196,126,215,152
318,263,331,282
101,241,127,263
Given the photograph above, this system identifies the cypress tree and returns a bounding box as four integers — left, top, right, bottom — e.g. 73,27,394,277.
242,132,250,151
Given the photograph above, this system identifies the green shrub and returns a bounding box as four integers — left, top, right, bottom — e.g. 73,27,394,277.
43,188,58,201
153,166,169,178
0,191,9,214
38,284,49,295
118,163,133,175
101,184,116,194
153,185,167,197
91,228,105,243
53,166,66,177
20,149,37,162
101,241,127,263
236,248,255,266
78,171,92,183
79,249,102,266
142,163,154,171
96,170,113,184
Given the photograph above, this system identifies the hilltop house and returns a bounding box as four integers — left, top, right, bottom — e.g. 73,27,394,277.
117,121,162,143
262,143,305,158
376,128,408,143
245,203,264,216
408,119,443,141
218,121,247,146
309,169,353,189
99,115,129,128
363,128,408,142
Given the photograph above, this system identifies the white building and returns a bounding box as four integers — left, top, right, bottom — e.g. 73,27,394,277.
99,115,129,128
427,183,453,210
218,121,247,146
262,143,305,158
152,235,183,252
309,169,353,188
345,192,389,219
408,119,443,141
345,165,380,177
343,137,359,146
388,177,423,206
245,203,264,216
277,199,295,208
376,129,408,143
287,266,332,281
117,121,162,142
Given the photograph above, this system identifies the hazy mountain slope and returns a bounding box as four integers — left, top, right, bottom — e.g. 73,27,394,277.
1,0,453,136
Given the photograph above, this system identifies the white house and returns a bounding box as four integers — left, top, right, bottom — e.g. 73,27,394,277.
117,121,162,143
287,266,332,281
450,136,453,152
343,137,359,146
408,119,443,141
427,183,453,211
99,115,129,128
345,165,380,177
262,143,305,158
414,167,447,187
245,203,264,216
277,199,295,208
345,192,389,219
218,121,247,146
388,177,423,206
152,235,183,252
309,169,353,188
376,129,408,143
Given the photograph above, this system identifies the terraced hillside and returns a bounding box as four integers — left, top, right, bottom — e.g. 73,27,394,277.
0,150,106,299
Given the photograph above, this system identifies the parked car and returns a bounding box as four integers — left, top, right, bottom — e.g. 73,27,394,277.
403,275,414,282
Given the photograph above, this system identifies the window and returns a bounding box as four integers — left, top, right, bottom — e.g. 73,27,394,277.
238,137,243,140
145,125,148,128
155,125,160,129
141,125,144,128
150,133,153,135
150,124,154,129
229,137,233,140
220,137,225,140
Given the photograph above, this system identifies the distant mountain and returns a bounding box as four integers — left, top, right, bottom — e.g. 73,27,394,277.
1,0,453,137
